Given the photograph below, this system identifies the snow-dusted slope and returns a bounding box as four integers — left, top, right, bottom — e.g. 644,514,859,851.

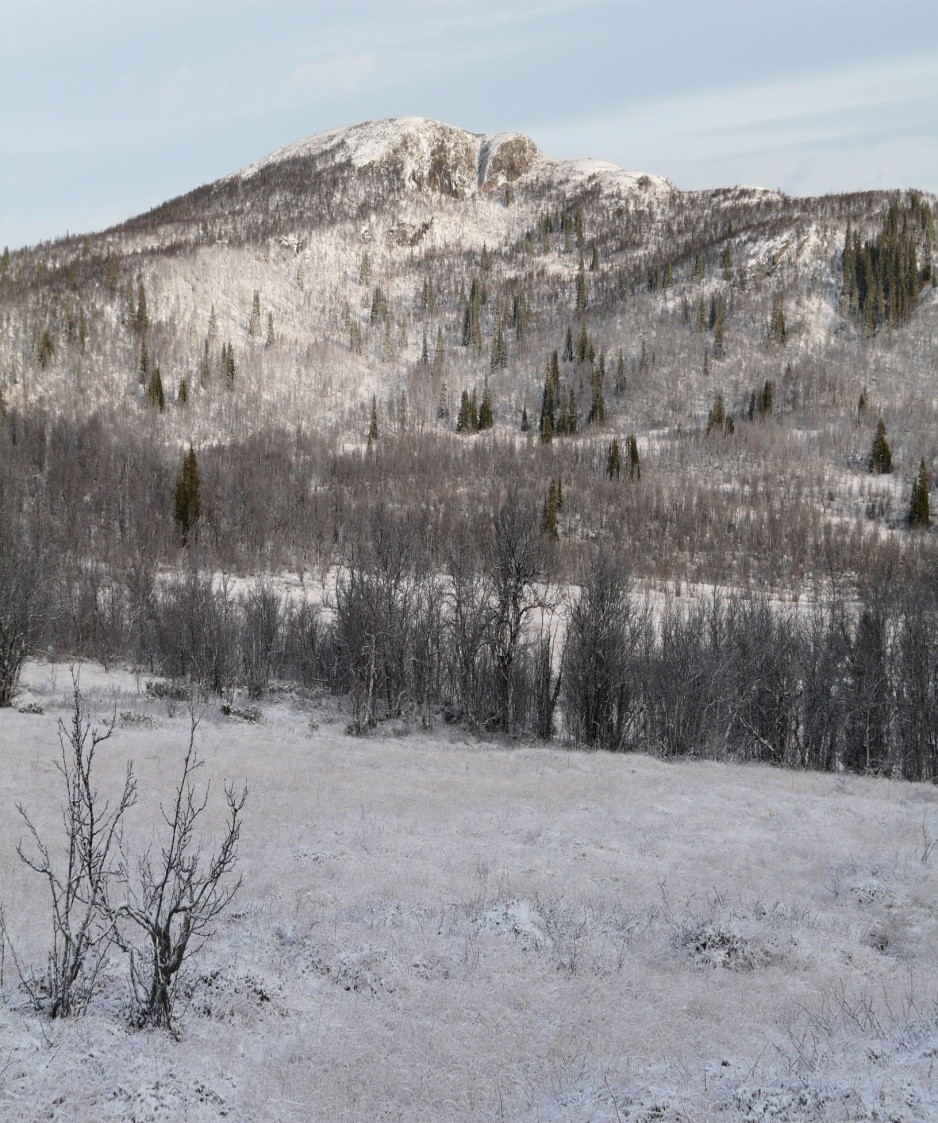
236,115,672,199
1,662,936,1122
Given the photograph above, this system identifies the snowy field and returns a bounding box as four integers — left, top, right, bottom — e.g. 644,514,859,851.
1,662,937,1122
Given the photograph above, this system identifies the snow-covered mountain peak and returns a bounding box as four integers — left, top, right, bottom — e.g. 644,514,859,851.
236,117,542,197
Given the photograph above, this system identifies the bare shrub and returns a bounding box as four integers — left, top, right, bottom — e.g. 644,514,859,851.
3,673,136,1016
561,553,646,750
240,577,283,697
154,568,240,699
113,713,247,1031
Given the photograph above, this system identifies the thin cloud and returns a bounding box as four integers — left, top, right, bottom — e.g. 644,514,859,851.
530,51,938,191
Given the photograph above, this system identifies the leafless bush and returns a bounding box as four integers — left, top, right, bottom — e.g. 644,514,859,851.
333,504,428,732
154,568,240,699
281,599,333,689
3,673,136,1016
561,553,646,750
240,577,283,697
113,712,247,1031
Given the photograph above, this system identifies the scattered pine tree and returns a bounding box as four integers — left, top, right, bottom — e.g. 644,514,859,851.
173,447,200,544
908,459,931,527
868,419,893,474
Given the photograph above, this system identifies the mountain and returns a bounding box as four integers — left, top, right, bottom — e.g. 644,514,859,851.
0,116,935,587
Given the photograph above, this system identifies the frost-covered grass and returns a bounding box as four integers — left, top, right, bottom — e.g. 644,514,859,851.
1,661,937,1122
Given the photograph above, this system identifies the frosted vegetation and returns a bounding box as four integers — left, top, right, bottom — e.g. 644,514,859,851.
0,662,936,1121
1,117,938,1115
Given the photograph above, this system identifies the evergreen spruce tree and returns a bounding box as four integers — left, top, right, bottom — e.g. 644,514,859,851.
421,330,429,365
173,447,201,544
909,459,931,527
136,283,148,334
224,342,236,387
370,285,388,326
769,292,786,343
557,391,570,437
77,307,87,351
539,371,555,444
520,405,530,432
36,329,54,369
564,326,574,362
207,304,218,342
478,381,494,430
138,337,149,384
588,365,606,424
869,419,893,474
349,318,363,354
627,434,641,481
146,366,165,411
695,297,707,333
712,295,726,358
0,246,10,272
606,438,622,479
360,253,372,286
722,244,734,282
249,291,261,337
576,258,588,312
434,325,445,374
706,392,726,435
590,247,600,272
368,395,379,444
693,252,705,281
177,378,189,406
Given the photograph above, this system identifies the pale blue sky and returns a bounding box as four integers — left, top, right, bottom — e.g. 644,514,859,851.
4,0,938,248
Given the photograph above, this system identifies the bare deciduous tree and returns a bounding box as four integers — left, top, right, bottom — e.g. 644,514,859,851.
4,674,136,1016
0,510,50,708
486,492,553,734
113,714,246,1030
562,554,645,750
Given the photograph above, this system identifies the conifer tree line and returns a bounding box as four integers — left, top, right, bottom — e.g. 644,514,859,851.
841,196,935,332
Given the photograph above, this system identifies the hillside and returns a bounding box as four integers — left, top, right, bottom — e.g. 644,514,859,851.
1,119,934,588
1,117,937,766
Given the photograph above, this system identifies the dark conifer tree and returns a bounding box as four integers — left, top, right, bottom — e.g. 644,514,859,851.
627,434,641,481
173,447,201,543
908,459,931,526
606,438,622,479
146,366,165,411
869,420,893,474
478,381,494,430
368,395,379,444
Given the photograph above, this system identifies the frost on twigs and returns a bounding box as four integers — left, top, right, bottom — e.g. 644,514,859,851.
2,671,136,1018
112,710,247,1032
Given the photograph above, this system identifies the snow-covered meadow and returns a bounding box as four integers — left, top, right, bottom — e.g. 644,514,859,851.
1,662,936,1122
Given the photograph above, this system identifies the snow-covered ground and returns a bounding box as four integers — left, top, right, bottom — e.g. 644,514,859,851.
1,662,936,1122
